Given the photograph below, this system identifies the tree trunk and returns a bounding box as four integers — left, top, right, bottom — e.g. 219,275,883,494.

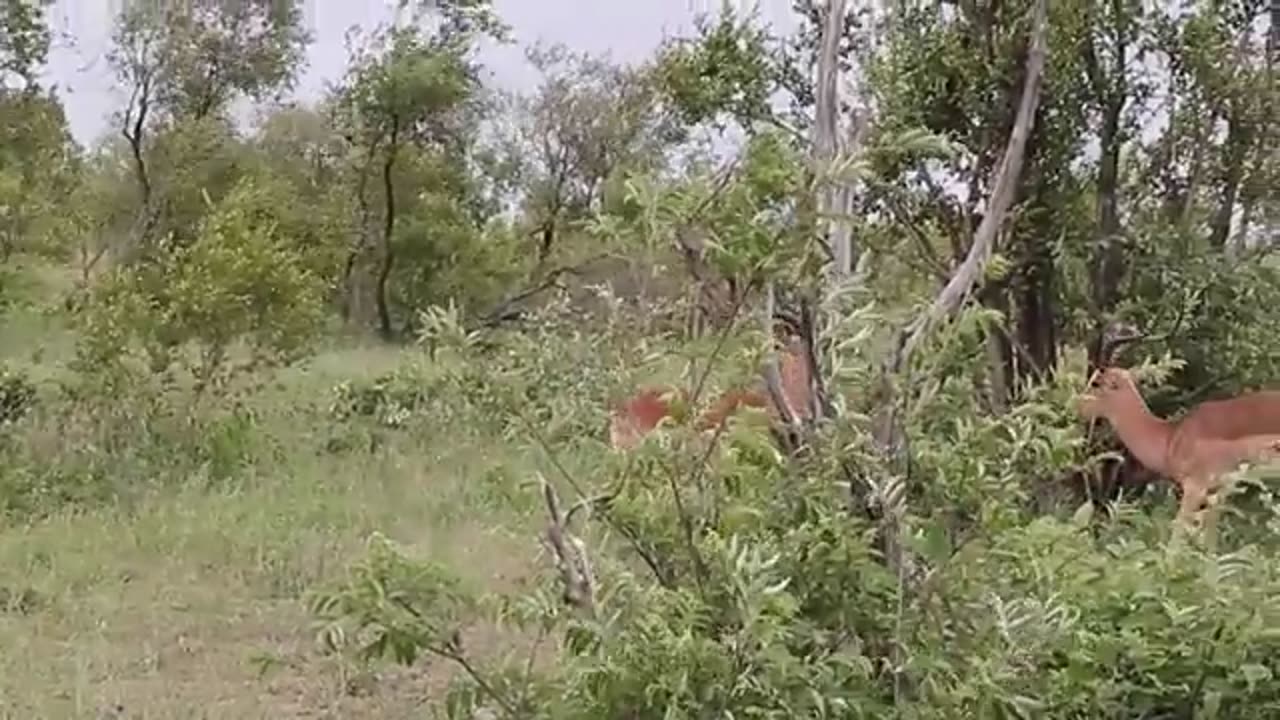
1209,107,1249,249
979,283,1013,412
1081,1,1129,371
1091,99,1124,297
811,0,855,280
375,119,400,341
342,144,379,322
1088,95,1126,371
537,219,556,267
122,72,156,257
1014,246,1057,380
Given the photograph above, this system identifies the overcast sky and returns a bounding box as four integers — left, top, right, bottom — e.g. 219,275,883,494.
37,0,799,146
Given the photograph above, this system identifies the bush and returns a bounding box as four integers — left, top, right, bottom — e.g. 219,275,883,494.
74,175,326,395
0,365,35,427
310,293,1280,718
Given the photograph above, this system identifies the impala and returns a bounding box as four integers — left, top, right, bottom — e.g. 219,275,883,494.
1078,366,1280,524
608,335,813,451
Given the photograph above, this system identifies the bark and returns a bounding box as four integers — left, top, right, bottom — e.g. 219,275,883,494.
122,69,156,255
538,219,556,266
799,0,864,439
123,73,153,207
980,284,1013,412
1013,246,1058,380
341,140,379,322
1272,0,1280,63
375,117,401,341
1208,106,1250,249
811,0,855,279
1083,0,1129,361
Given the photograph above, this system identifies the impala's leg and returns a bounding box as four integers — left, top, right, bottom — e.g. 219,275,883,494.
1175,480,1209,528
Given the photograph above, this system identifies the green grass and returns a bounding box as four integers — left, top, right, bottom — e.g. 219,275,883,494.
0,258,77,377
0,270,553,717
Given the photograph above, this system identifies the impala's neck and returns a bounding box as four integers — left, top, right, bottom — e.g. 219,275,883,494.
1101,385,1174,475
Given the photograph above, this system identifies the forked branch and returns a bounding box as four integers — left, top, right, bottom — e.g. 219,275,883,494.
882,0,1049,381
541,479,596,616
866,0,1049,602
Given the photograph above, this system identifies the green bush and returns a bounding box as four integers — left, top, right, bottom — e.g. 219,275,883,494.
74,175,326,395
309,293,1280,718
0,365,35,427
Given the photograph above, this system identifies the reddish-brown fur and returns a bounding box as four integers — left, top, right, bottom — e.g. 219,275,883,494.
609,337,813,451
1078,367,1280,523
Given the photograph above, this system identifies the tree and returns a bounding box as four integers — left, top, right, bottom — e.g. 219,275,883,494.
77,176,326,395
0,90,77,261
248,103,353,291
332,2,505,339
106,0,310,252
509,43,686,268
0,0,50,91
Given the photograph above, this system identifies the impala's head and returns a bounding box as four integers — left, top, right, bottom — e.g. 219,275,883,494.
1077,367,1140,420
1097,321,1146,366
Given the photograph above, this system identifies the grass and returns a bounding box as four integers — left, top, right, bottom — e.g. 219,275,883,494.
0,267,554,717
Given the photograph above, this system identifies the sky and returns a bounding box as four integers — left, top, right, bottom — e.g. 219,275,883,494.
37,0,800,147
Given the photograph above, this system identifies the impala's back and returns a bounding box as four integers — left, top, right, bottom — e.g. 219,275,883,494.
607,336,815,450
1178,390,1280,440
1167,390,1280,479
609,387,679,450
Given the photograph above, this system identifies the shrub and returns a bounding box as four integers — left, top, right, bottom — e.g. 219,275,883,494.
0,365,35,427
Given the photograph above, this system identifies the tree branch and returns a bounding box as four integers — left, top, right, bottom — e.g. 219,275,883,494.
476,253,610,328
882,0,1049,381
810,0,856,279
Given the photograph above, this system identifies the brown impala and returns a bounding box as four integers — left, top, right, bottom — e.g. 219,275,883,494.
1078,366,1280,524
608,335,813,451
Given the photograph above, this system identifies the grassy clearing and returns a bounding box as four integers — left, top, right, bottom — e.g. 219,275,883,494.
0,304,552,717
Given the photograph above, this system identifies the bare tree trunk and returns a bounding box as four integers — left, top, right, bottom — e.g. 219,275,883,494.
873,0,1049,487
812,0,856,280
342,143,379,323
980,284,1013,412
122,71,156,258
880,0,1048,387
1271,0,1280,63
1014,245,1058,380
1083,0,1128,360
800,0,865,439
375,118,400,341
1209,108,1249,249
1088,98,1127,374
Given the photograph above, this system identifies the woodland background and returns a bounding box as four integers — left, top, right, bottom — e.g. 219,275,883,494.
0,0,1278,717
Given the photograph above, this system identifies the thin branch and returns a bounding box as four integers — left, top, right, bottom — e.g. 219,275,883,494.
517,412,671,587
477,253,611,328
541,480,596,615
433,641,521,718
